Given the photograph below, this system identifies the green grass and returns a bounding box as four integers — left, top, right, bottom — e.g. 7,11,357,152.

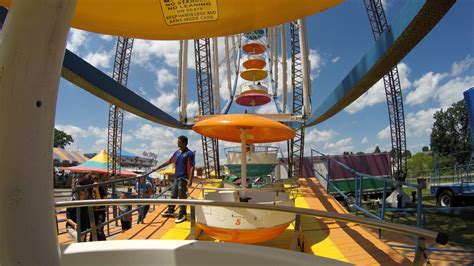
382,187,474,249
401,187,437,206
384,208,474,250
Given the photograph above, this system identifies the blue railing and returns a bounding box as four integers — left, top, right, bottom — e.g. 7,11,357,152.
310,148,474,255
310,148,425,237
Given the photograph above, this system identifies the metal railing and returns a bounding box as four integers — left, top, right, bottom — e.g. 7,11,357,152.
56,198,448,265
63,164,174,241
65,185,173,242
310,149,474,258
310,149,425,229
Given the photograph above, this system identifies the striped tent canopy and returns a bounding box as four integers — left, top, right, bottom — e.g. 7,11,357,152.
53,147,88,164
62,149,137,177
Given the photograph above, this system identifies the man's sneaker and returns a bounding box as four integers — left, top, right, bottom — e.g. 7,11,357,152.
161,211,174,217
175,215,187,223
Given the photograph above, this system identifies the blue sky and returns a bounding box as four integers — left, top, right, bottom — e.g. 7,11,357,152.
55,0,474,165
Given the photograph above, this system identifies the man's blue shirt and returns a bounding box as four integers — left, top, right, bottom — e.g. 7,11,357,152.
170,148,195,180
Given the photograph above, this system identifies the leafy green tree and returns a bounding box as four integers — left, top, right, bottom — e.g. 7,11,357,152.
407,152,433,175
374,145,381,153
431,100,471,164
422,146,430,152
54,128,74,148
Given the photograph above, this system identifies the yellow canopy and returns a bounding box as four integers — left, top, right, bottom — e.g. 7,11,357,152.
0,0,343,40
158,164,175,175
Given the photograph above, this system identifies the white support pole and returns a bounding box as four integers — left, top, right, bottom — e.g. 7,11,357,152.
177,40,183,120
232,35,238,71
281,24,288,113
273,26,279,98
268,28,274,86
180,40,188,120
224,36,232,98
240,129,247,199
212,37,220,113
0,1,76,265
298,18,311,116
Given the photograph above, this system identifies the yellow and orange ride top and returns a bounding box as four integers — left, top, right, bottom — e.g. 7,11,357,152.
240,69,268,81
242,42,267,55
192,114,295,143
0,0,343,40
242,56,267,69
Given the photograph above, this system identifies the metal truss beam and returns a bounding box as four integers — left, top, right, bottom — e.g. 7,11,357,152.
289,21,305,180
107,37,134,178
194,38,220,179
364,0,407,181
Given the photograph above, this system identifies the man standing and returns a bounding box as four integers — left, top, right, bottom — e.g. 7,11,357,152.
154,135,195,223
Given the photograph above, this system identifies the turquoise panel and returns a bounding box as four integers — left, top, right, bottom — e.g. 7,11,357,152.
226,164,276,177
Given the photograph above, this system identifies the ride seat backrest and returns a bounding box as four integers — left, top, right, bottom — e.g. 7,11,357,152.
245,191,290,203
204,191,238,202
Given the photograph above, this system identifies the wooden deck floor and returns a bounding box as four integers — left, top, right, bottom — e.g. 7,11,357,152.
57,177,469,265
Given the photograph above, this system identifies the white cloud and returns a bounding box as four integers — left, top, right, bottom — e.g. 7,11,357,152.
176,100,200,118
132,40,190,70
451,54,473,76
56,124,89,139
405,55,473,107
84,126,109,151
365,146,375,153
377,126,390,140
55,124,110,151
186,101,199,117
124,112,141,121
137,87,148,97
217,63,238,101
435,75,474,107
361,136,368,144
156,68,177,89
100,35,114,41
406,72,447,106
346,63,411,113
132,124,202,163
134,124,176,142
405,108,440,138
323,138,353,155
331,56,340,64
84,51,112,69
308,49,324,79
381,0,391,9
150,92,177,113
305,128,337,143
66,29,87,54
256,104,277,114
364,145,388,154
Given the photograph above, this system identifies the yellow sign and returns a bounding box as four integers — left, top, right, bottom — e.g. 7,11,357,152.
160,0,219,26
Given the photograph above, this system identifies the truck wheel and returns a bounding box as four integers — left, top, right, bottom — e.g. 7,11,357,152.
438,190,454,207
